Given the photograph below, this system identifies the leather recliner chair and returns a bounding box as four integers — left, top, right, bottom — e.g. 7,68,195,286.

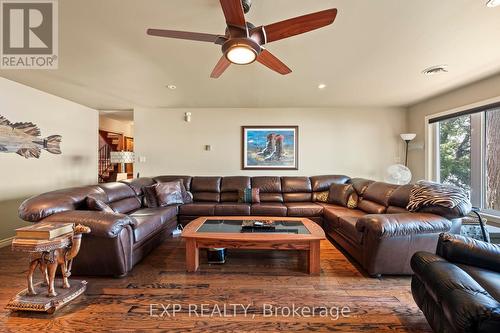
411,233,500,333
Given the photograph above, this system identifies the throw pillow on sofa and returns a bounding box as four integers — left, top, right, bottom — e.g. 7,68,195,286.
143,185,159,208
155,180,184,206
238,188,260,203
328,183,358,208
143,179,193,208
86,196,114,213
407,180,471,216
314,191,329,203
179,180,193,204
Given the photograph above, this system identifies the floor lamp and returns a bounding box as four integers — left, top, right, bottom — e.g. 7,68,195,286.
400,134,416,167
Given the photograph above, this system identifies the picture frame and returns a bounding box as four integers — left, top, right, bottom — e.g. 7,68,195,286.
241,126,299,170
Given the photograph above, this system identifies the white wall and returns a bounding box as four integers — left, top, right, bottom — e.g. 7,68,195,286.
0,78,98,241
407,73,500,180
135,107,407,179
99,115,134,137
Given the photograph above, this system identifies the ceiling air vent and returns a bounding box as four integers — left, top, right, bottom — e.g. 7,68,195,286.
422,65,448,76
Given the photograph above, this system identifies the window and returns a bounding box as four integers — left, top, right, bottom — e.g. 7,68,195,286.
429,104,500,217
438,115,471,193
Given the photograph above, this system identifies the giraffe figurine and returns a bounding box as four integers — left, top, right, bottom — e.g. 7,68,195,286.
26,224,91,297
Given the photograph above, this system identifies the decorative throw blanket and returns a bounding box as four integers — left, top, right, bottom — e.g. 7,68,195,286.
407,180,472,215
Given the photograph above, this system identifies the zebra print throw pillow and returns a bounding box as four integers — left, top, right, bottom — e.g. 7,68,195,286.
407,180,471,215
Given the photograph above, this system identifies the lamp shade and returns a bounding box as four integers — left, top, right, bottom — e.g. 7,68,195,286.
400,133,417,141
110,151,135,164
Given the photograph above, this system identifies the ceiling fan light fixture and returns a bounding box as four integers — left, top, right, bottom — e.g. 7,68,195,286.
225,44,257,65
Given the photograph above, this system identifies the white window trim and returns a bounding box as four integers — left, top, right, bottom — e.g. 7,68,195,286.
424,96,500,227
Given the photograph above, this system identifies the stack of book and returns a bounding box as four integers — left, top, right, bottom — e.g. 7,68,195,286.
13,222,74,252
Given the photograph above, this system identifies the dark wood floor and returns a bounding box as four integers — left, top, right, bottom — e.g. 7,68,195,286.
0,238,431,332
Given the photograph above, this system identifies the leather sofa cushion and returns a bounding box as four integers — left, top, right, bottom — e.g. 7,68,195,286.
259,192,284,203
284,193,312,202
98,182,137,202
418,205,468,220
220,192,238,202
350,178,375,196
251,203,287,216
179,203,216,216
457,264,500,301
357,199,386,214
120,177,155,196
129,206,178,243
109,197,142,214
388,184,412,209
363,182,399,206
220,176,251,202
193,192,220,202
310,175,350,192
86,196,114,213
153,175,193,191
252,176,281,192
328,183,356,207
338,216,363,244
286,202,323,217
130,206,178,224
19,185,107,222
282,177,312,192
322,204,366,228
191,177,221,192
386,206,408,214
215,203,251,216
221,176,251,192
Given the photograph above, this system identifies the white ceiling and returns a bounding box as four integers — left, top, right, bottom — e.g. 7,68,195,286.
1,0,500,110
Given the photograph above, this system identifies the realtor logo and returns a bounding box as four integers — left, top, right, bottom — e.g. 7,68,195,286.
1,0,58,69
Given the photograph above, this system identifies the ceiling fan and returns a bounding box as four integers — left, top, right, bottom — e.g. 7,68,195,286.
147,0,338,78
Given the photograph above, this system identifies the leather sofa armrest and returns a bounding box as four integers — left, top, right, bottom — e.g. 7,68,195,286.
356,213,452,238
437,233,500,273
42,210,135,238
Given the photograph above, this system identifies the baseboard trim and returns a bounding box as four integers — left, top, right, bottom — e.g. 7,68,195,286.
0,236,14,248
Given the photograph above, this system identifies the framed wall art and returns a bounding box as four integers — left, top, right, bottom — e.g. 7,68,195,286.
241,126,298,170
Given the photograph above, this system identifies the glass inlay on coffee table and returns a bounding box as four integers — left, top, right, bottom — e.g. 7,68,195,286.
182,216,325,275
197,219,311,234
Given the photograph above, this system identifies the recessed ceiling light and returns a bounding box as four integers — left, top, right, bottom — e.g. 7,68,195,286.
166,84,177,90
318,83,327,89
486,0,500,8
422,65,448,76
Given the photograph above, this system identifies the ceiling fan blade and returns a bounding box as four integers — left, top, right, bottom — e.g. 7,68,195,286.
147,29,224,44
210,56,231,78
219,0,246,28
262,8,337,43
257,50,292,75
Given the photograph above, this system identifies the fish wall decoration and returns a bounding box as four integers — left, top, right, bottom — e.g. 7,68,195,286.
0,115,62,159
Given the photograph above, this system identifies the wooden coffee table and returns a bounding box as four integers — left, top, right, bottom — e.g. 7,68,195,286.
182,216,326,275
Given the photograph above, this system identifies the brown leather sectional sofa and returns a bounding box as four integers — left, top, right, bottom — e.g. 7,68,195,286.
18,175,463,277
